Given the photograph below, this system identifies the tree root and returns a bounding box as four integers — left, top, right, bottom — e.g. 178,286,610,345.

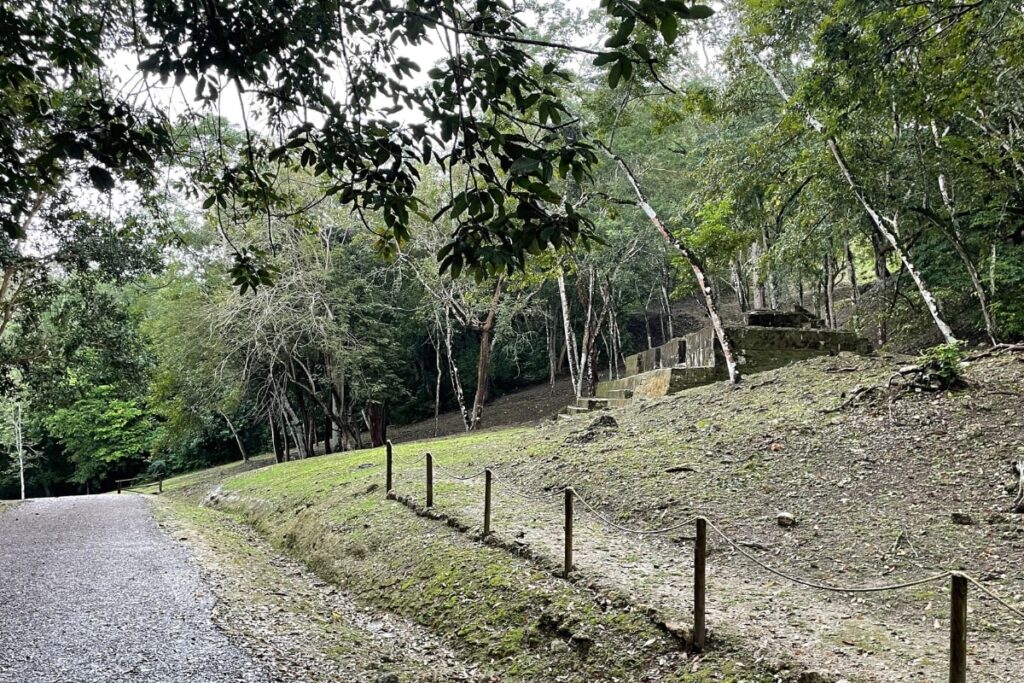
823,355,975,415
1012,460,1024,514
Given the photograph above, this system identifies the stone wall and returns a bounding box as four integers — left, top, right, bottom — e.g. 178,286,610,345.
601,324,871,401
595,366,728,400
729,326,871,374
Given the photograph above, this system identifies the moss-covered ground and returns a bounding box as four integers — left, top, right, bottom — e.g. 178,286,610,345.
156,352,1024,682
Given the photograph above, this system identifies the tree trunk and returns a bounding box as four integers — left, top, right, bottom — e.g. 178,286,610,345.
846,241,859,303
825,136,958,343
931,124,997,344
607,307,619,380
752,238,767,310
575,271,597,396
469,276,505,430
323,393,335,455
750,51,958,344
824,252,836,329
870,232,890,281
440,308,471,431
989,244,997,296
661,282,674,340
16,403,25,500
598,142,742,384
348,405,364,450
545,307,558,387
281,414,292,461
219,411,248,463
557,274,580,391
269,409,284,463
642,286,654,350
731,258,748,313
281,400,306,459
365,400,387,447
433,329,442,437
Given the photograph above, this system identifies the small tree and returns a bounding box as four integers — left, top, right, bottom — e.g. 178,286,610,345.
1,399,36,500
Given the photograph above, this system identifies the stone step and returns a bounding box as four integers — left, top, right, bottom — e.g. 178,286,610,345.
575,397,611,411
605,389,633,400
605,398,631,409
565,406,590,415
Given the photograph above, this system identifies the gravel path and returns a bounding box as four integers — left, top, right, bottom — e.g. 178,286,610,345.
0,494,268,683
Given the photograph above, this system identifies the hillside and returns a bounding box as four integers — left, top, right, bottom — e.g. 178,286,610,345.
153,352,1024,683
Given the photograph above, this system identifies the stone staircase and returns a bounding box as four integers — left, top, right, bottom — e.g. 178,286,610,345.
559,311,871,418
561,390,632,416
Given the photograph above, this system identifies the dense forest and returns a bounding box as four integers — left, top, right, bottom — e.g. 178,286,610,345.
2,0,1022,498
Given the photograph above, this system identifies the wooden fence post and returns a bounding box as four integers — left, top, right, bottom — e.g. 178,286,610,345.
426,452,434,508
158,478,163,494
483,469,492,537
117,480,122,494
563,487,574,578
694,517,707,651
949,573,967,683
386,440,393,492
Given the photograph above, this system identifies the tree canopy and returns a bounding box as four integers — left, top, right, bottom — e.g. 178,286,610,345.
2,0,1023,496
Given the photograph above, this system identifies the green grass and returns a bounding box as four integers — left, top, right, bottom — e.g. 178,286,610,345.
159,429,776,682
151,353,1024,683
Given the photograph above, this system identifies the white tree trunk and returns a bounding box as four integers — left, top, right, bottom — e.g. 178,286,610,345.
16,403,25,501
750,51,958,344
557,274,580,392
440,308,471,431
597,142,742,383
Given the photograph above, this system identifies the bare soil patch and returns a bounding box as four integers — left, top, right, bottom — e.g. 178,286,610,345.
404,353,1024,682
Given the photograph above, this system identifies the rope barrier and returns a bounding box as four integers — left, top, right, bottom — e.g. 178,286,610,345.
705,518,952,593
963,574,1024,621
421,450,563,500
573,488,698,536
490,474,565,502
391,451,428,466
431,461,489,481
383,442,1024,621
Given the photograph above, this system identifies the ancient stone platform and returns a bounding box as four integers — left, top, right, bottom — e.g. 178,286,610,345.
561,316,871,416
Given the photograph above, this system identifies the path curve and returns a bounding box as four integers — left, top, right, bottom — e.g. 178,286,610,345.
0,495,267,683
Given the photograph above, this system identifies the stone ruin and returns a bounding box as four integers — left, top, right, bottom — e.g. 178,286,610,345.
563,309,871,415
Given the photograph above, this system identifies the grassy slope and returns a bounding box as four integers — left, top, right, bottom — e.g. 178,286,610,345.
160,352,1024,682
163,435,776,682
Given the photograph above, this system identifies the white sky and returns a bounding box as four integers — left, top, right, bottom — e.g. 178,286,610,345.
107,0,722,136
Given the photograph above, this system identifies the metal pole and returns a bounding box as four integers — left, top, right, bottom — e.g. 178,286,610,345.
386,440,393,492
483,469,492,537
563,487,574,578
426,452,433,508
949,573,967,683
694,517,707,651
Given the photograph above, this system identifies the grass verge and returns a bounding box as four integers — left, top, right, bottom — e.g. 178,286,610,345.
162,436,777,682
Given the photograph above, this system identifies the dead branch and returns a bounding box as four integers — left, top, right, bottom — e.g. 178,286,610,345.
821,384,885,413
1012,460,1024,513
